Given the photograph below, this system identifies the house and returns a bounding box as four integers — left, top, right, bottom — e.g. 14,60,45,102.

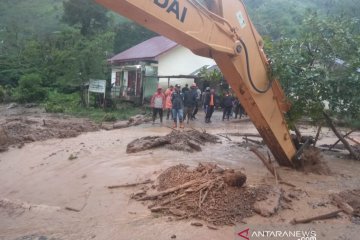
108,36,215,103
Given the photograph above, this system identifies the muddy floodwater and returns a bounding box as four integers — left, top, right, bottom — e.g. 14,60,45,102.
0,107,360,240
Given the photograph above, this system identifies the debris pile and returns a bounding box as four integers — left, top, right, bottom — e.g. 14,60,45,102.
133,163,270,225
101,114,151,130
0,117,98,152
126,129,220,153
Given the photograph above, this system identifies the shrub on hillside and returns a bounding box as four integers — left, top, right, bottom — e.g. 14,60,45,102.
14,74,47,103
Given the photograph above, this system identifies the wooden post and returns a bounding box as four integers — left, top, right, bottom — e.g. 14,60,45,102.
323,112,359,160
313,125,322,147
329,130,355,151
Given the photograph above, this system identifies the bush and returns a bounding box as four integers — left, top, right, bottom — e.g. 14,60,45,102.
14,73,47,103
102,113,117,122
44,103,65,113
0,86,4,103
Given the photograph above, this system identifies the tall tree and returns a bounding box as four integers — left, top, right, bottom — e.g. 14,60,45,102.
267,13,360,127
62,0,109,36
113,22,157,53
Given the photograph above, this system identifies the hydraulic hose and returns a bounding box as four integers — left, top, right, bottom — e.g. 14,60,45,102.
238,39,273,94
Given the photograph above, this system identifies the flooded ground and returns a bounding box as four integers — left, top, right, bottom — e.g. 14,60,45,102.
0,106,359,240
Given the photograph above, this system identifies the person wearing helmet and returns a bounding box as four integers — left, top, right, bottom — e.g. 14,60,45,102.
150,86,165,124
171,84,184,128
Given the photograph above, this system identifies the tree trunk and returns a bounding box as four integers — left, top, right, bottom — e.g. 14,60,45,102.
313,125,322,147
329,130,355,151
323,112,359,160
293,125,302,142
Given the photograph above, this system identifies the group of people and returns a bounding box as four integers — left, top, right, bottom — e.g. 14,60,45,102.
150,83,201,128
150,84,245,128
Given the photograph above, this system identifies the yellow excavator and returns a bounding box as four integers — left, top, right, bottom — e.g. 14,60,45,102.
95,0,298,167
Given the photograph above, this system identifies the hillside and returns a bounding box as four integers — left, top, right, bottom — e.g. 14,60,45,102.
0,0,64,37
0,0,128,39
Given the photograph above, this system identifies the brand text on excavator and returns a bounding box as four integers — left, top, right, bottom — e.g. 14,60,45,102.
154,0,188,23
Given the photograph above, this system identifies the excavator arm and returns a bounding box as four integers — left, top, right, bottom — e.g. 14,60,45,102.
95,0,297,167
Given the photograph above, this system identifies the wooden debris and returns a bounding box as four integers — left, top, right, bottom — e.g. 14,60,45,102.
313,125,322,147
250,148,296,187
207,225,218,230
331,194,354,215
149,206,169,213
250,147,283,180
139,179,207,201
191,222,203,227
226,133,262,138
279,181,296,188
291,210,342,224
346,136,360,146
65,206,81,212
107,179,153,189
169,208,186,216
323,112,359,160
328,130,355,151
243,137,263,145
217,134,232,141
160,193,187,206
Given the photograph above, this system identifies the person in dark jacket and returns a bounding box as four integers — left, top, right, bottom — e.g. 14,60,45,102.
181,84,189,94
203,88,216,123
222,91,233,120
234,98,244,119
171,84,184,128
191,83,201,120
183,83,198,124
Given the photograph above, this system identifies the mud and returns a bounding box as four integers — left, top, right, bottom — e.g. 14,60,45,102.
126,129,220,153
0,117,99,151
338,189,360,216
0,110,360,239
301,147,332,175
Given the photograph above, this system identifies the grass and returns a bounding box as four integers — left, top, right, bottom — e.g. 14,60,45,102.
66,105,142,123
44,90,144,122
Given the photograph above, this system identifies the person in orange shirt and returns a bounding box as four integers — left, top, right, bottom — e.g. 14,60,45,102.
164,85,174,120
204,88,216,123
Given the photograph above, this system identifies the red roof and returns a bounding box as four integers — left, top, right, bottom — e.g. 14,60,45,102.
109,36,178,64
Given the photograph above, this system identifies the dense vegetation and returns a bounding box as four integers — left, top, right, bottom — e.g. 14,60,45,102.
0,0,359,126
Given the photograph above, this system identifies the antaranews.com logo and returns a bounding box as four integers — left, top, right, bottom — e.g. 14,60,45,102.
237,228,317,240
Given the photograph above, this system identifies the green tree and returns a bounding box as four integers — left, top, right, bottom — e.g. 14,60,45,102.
62,0,109,36
14,73,47,103
113,22,157,53
267,13,360,127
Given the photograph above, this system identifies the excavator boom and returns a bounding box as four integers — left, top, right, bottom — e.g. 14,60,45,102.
95,0,297,167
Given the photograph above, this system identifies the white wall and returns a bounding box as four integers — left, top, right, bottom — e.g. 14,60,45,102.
156,46,215,88
111,67,123,85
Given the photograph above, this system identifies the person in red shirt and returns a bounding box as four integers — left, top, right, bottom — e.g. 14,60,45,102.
150,86,166,124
